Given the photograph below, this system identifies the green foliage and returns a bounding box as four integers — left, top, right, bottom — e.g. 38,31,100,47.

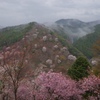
92,39,100,56
68,45,84,57
0,22,35,49
68,56,91,80
73,25,100,58
53,27,69,46
57,35,67,46
92,39,100,76
50,29,84,57
50,31,54,35
55,32,84,57
72,57,91,68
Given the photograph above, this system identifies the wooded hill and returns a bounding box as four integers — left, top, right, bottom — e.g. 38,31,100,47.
73,24,100,58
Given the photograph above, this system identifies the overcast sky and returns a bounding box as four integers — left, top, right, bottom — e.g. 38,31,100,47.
0,0,100,26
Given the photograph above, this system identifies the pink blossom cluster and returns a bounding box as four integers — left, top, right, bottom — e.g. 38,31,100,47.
80,75,100,92
16,72,100,100
34,71,82,100
17,80,33,100
79,75,100,99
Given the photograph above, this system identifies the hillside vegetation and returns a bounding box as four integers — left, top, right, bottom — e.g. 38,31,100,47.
51,28,84,57
0,22,82,70
73,24,100,58
53,19,95,42
0,22,35,49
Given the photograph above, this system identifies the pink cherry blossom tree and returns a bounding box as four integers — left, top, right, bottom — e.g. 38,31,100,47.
34,71,83,100
79,75,100,99
16,72,100,100
17,80,33,100
0,38,33,100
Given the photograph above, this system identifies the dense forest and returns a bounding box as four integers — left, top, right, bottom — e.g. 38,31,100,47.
73,24,100,58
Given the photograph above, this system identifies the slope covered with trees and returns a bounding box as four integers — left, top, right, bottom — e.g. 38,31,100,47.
52,28,84,57
0,22,35,49
73,24,100,58
92,39,100,76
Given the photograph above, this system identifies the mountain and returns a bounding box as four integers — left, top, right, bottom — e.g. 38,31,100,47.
87,20,100,26
46,19,100,43
44,19,100,58
0,19,99,74
73,24,100,58
0,22,82,75
55,19,86,27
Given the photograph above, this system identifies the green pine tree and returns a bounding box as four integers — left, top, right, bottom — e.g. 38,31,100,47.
68,56,91,80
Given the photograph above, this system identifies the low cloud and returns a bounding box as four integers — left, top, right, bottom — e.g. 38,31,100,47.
0,0,100,26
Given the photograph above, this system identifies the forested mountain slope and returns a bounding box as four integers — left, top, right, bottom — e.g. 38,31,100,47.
0,22,35,49
46,19,100,43
73,24,100,58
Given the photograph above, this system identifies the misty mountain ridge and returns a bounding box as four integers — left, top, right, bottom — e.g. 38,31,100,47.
55,19,87,27
46,19,100,43
0,19,100,59
87,20,100,26
73,24,100,58
0,21,81,76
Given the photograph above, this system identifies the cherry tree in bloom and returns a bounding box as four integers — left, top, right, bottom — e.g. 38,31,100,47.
79,75,100,99
15,72,100,100
34,71,83,100
17,80,33,100
0,37,34,100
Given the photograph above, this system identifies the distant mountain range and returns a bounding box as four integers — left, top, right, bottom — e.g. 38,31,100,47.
46,19,100,43
0,19,100,59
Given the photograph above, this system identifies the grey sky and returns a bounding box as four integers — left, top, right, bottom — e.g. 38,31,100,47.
0,0,100,26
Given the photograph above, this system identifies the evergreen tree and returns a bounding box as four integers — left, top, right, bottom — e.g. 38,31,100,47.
68,56,91,80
